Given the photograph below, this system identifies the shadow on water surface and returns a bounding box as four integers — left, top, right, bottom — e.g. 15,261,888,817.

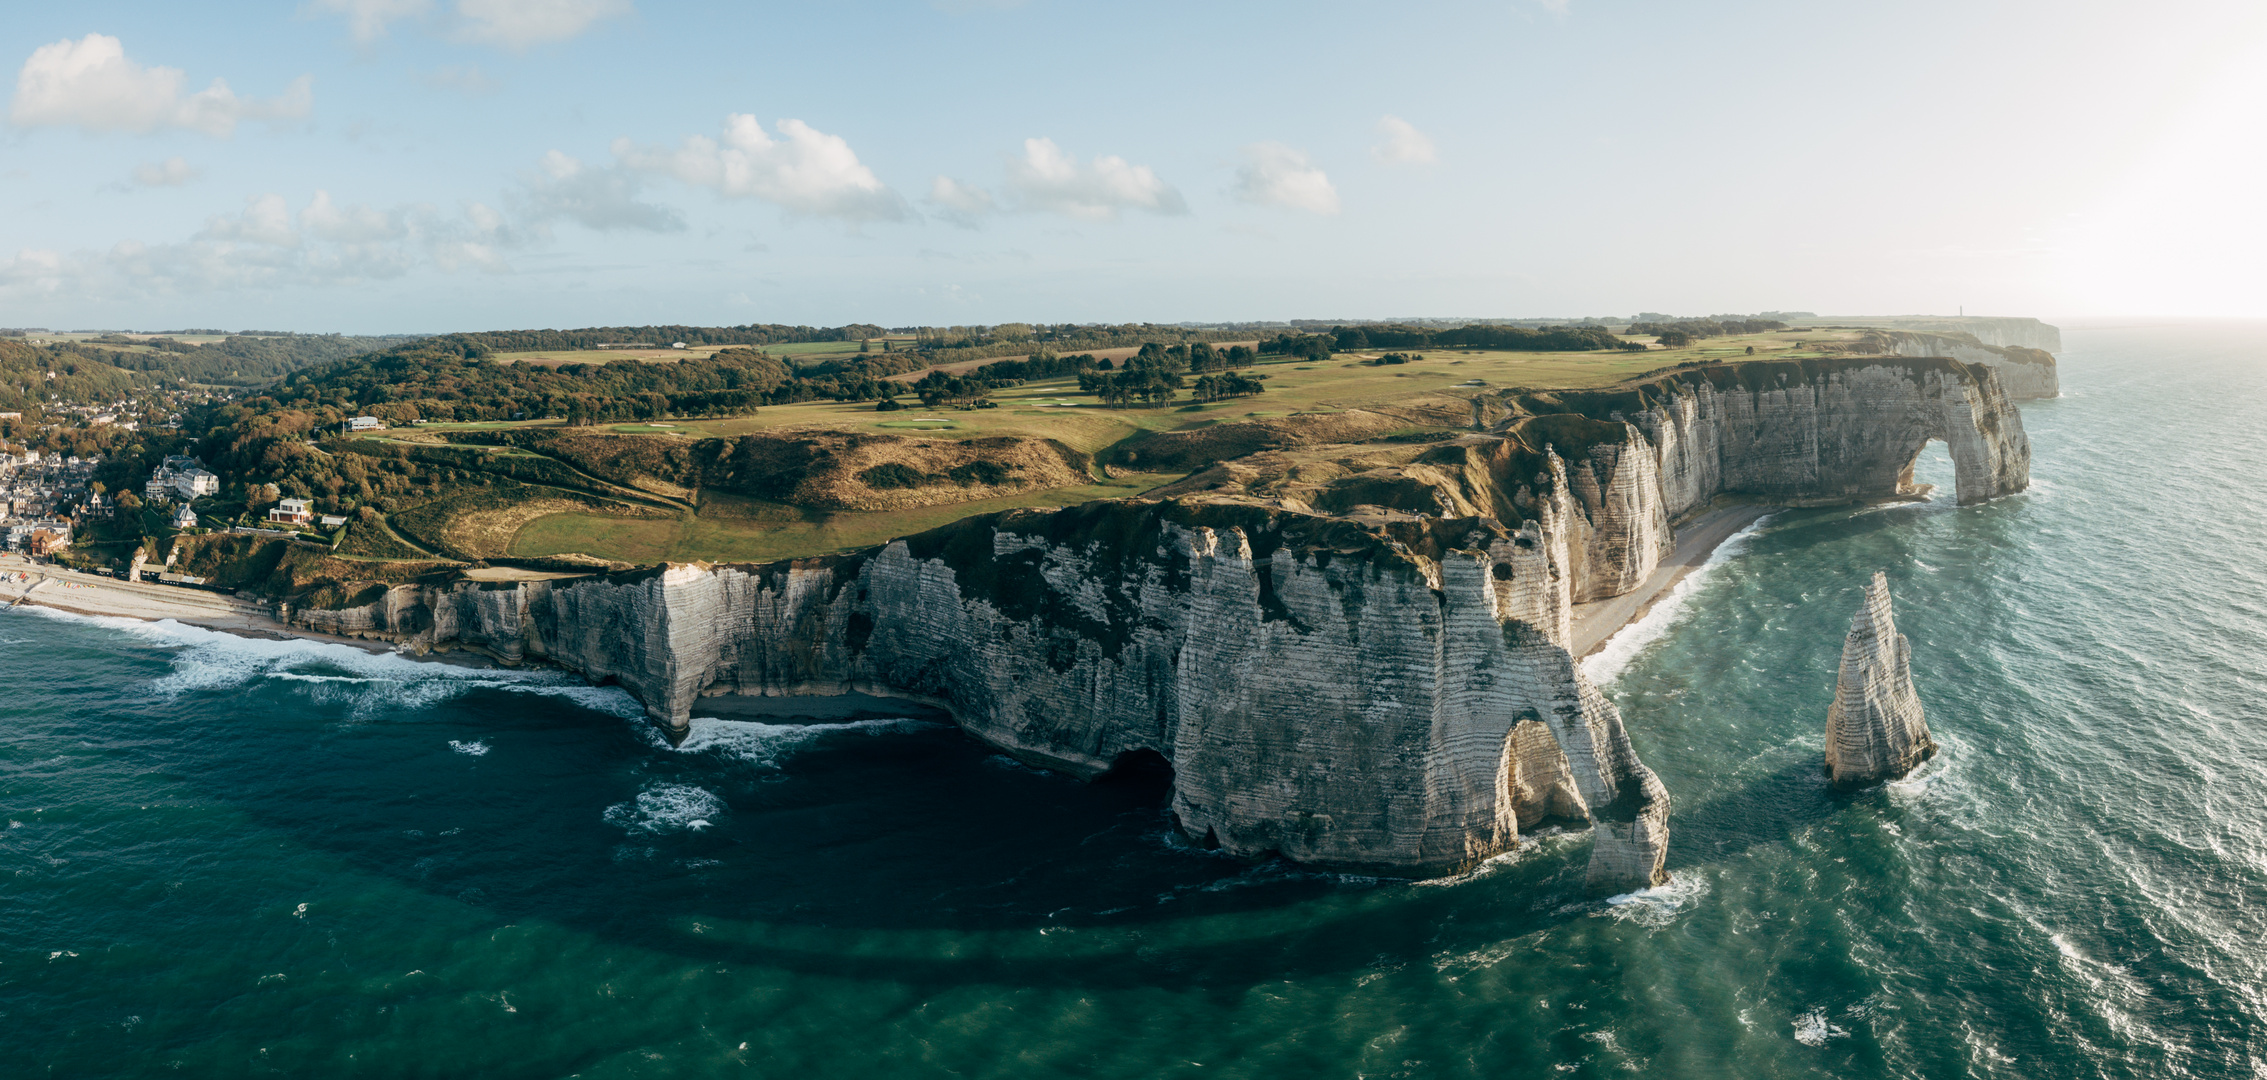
128,667,1650,993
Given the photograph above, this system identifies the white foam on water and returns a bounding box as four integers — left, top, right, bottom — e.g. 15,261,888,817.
1583,513,1771,684
603,783,726,834
662,716,945,769
449,740,490,756
1598,869,1711,927
22,610,646,719
1791,1007,1849,1046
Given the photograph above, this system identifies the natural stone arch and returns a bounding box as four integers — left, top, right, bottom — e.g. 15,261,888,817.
1493,711,1588,842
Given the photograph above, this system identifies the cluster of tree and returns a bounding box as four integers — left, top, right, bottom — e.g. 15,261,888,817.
907,370,999,408
1367,352,1420,366
1189,372,1268,402
1625,319,1789,347
905,325,1255,368
58,333,426,387
256,344,806,424
1069,342,1262,407
1327,324,1626,352
436,324,877,355
0,340,147,411
1258,333,1335,361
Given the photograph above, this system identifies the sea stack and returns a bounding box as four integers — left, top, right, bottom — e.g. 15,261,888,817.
1825,571,1937,787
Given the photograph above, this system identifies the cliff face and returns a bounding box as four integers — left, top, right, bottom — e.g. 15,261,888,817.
1824,572,1936,786
296,504,1673,891
1877,330,2059,401
1614,360,2031,519
286,357,2029,890
1809,316,2063,353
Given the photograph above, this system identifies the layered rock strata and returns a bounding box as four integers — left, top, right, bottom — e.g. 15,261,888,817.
287,357,2030,890
1824,571,1936,786
1876,329,2059,400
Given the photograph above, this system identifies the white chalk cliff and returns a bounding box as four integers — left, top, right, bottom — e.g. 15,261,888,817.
288,355,2034,890
1824,571,1936,786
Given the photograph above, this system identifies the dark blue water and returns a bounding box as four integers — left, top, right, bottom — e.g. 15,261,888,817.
6,322,2264,1078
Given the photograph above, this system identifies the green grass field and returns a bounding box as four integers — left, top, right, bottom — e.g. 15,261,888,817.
420,328,1865,566
414,330,1859,457
510,473,1182,564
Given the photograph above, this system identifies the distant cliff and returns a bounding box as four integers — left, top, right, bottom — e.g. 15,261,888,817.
1806,315,2063,353
1873,330,2059,401
284,355,2032,891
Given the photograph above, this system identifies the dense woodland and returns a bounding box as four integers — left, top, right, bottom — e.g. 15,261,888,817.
56,333,426,386
1319,324,1628,352
1624,319,1788,348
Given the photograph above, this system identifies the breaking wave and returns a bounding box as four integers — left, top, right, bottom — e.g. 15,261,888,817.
1583,513,1770,684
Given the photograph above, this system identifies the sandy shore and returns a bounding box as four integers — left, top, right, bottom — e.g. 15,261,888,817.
1569,504,1768,658
0,554,422,658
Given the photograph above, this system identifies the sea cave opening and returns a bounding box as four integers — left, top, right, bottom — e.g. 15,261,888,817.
1094,748,1176,804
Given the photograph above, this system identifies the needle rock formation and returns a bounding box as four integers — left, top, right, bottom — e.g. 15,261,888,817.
1825,571,1937,786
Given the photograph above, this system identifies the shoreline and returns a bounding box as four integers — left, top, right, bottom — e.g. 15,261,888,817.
1569,504,1769,660
0,554,496,667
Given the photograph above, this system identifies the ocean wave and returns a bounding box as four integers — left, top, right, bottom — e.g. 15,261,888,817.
1597,869,1711,927
1584,514,1771,684
603,783,726,834
448,740,490,756
1791,1007,1849,1046
658,716,946,769
47,614,648,719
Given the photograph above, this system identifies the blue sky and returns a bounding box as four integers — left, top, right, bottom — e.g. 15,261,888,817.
4,0,2265,332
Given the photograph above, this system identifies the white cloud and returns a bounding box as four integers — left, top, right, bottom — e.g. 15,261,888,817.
300,190,408,243
927,175,996,228
0,191,523,299
521,150,683,232
615,114,907,222
1370,115,1436,165
1234,142,1340,216
130,157,200,187
8,34,312,137
199,194,302,247
1003,137,1185,221
308,0,435,42
420,65,499,94
454,0,634,48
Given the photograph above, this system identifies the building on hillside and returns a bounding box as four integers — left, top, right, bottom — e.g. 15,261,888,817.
348,416,385,432
319,514,348,528
268,498,313,525
172,504,198,529
174,469,219,501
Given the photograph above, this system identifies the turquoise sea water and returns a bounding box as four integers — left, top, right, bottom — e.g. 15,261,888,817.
6,322,2265,1078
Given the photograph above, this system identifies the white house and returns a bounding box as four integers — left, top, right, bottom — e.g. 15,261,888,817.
349,416,385,432
174,469,219,501
172,504,198,529
268,498,313,525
